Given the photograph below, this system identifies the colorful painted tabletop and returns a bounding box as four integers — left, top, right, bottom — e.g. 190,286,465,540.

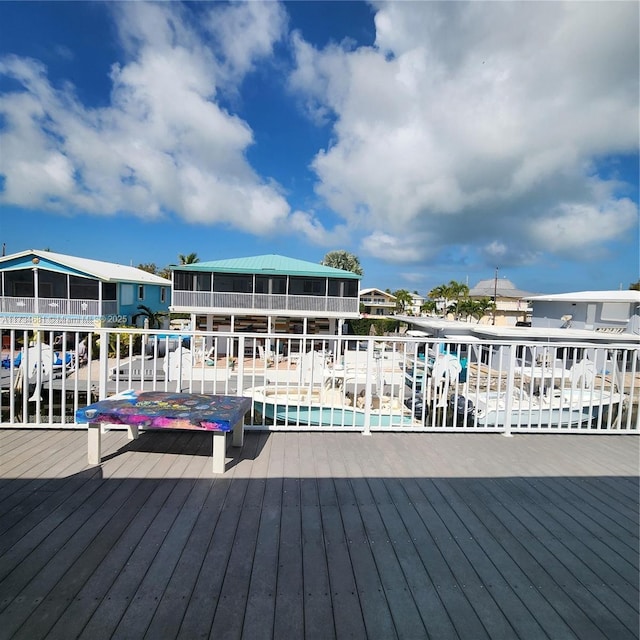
76,390,251,432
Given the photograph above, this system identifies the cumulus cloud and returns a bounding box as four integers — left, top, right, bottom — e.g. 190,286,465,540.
290,1,639,266
0,1,306,235
288,210,348,246
0,0,637,271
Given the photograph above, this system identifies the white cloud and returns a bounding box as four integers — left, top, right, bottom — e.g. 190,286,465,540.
360,231,426,263
290,1,639,265
529,197,638,255
0,1,296,235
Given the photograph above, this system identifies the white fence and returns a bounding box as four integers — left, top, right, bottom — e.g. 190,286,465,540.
1,326,638,434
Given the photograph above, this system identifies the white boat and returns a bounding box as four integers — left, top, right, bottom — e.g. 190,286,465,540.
465,359,627,428
244,384,418,428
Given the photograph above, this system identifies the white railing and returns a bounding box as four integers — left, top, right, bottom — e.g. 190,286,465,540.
172,291,359,314
1,325,638,434
0,297,118,317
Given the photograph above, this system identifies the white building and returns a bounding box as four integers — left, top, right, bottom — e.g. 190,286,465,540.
527,290,640,333
359,288,396,316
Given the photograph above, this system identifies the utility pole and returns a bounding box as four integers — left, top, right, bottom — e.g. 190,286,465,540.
492,266,498,325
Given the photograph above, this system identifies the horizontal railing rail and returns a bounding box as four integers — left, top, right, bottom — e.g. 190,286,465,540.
1,324,638,435
171,291,359,314
0,297,118,317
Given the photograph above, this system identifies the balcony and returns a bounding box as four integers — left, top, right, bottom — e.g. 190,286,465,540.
0,296,118,326
171,291,359,316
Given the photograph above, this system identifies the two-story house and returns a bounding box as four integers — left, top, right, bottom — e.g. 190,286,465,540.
0,249,171,328
170,254,361,336
468,278,534,326
359,288,397,316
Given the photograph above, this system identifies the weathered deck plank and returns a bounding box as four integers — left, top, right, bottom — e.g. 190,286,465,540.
0,429,637,640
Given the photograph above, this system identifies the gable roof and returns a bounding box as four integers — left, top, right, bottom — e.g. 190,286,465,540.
0,250,171,285
360,287,396,299
171,254,361,279
469,278,536,299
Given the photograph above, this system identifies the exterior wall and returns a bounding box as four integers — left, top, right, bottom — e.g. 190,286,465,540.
120,283,170,325
531,300,637,330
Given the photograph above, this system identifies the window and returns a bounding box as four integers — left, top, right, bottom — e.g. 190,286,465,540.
160,287,166,303
138,285,145,300
5,269,34,297
328,279,341,297
289,277,325,296
69,276,99,300
344,280,358,298
256,276,286,294
601,302,630,322
255,275,269,294
38,270,67,297
103,283,117,300
174,271,194,291
213,274,252,293
195,273,212,291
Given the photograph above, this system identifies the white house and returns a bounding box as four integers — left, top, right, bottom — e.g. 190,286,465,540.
527,290,640,333
359,288,396,316
170,254,361,336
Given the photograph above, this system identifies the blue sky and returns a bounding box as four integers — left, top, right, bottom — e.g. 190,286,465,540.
0,1,638,295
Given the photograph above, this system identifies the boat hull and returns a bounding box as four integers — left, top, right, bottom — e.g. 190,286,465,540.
246,387,416,428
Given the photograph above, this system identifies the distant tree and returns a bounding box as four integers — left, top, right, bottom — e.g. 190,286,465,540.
428,284,451,317
321,250,363,275
158,266,172,279
630,281,640,291
179,253,200,265
428,280,469,318
420,299,438,316
393,289,413,313
137,263,158,274
452,297,495,322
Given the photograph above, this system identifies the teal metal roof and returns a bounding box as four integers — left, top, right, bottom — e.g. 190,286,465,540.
170,254,361,279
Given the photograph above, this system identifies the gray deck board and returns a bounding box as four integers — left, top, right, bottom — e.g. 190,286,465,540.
0,429,637,640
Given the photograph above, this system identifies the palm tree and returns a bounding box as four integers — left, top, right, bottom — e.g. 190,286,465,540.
420,299,438,316
137,263,158,274
393,289,413,314
428,284,450,317
447,280,469,301
321,250,363,275
178,253,200,265
429,280,469,318
132,304,166,329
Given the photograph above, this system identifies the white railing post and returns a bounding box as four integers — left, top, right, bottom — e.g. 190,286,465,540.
362,339,375,437
98,329,109,399
236,335,245,396
502,345,516,437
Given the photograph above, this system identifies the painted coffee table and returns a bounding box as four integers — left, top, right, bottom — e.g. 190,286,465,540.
76,390,252,473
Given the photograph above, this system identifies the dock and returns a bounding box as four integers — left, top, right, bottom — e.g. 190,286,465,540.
0,429,637,639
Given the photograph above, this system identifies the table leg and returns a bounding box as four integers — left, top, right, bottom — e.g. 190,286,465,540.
212,431,227,474
88,422,102,464
232,417,244,448
127,425,139,440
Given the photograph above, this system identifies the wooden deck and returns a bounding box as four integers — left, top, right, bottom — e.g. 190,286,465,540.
0,428,638,640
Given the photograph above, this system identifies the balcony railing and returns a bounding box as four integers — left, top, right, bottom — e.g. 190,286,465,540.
172,291,359,315
0,297,118,322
